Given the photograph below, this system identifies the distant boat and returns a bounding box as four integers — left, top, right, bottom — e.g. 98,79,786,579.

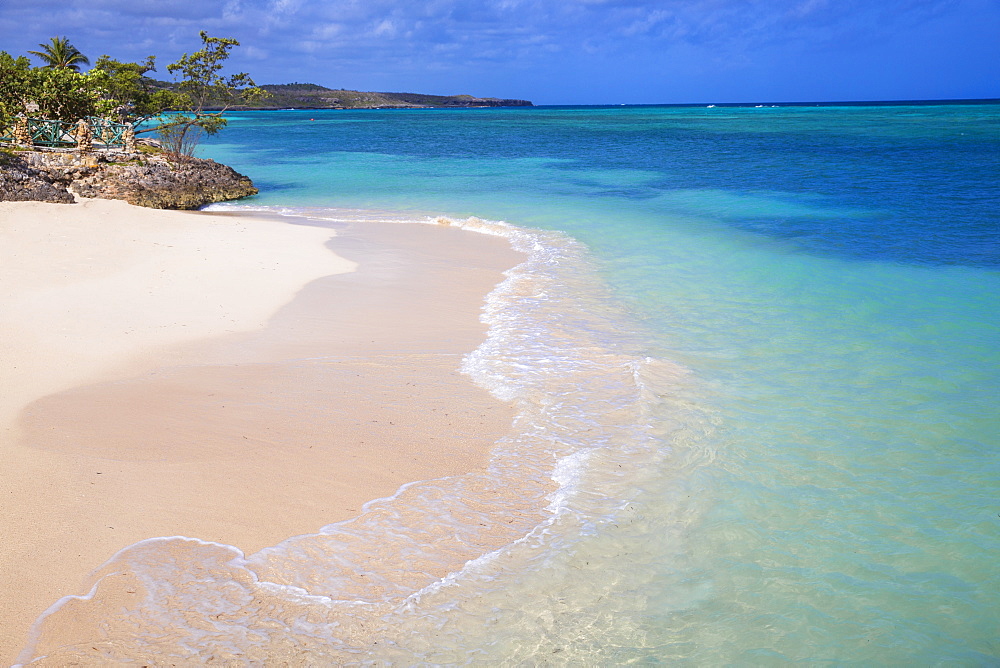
707,104,716,108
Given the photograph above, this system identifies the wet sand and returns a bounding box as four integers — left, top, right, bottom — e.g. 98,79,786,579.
0,200,522,664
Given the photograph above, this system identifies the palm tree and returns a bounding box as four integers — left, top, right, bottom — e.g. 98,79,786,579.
28,37,90,71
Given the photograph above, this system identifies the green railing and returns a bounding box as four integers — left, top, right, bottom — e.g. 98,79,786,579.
88,117,127,146
24,118,75,147
0,116,130,148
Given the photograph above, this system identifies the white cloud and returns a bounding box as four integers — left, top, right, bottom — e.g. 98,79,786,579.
621,8,673,36
270,0,302,13
242,45,270,59
310,22,345,39
372,18,399,37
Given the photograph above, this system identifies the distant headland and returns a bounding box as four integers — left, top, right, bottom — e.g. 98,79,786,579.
232,83,533,110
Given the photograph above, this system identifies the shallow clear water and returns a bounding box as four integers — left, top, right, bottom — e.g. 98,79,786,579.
22,104,1000,663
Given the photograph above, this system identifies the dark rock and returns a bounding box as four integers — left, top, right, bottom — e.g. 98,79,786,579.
0,152,76,204
0,149,257,209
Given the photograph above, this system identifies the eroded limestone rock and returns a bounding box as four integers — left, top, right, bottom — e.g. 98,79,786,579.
0,148,258,209
0,152,76,203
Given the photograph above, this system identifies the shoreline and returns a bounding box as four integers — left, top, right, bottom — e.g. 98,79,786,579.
0,200,523,663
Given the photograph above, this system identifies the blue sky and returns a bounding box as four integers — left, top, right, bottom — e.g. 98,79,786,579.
2,0,997,104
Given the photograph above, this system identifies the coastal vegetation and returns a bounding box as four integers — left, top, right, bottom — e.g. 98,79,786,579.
2,34,529,154
27,36,90,71
0,51,106,128
0,34,262,209
1,33,529,210
157,32,268,155
1,32,265,156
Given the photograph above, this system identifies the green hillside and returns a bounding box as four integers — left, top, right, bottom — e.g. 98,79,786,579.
247,83,532,109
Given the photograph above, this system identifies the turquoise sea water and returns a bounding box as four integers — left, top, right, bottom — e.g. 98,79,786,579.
24,104,1000,663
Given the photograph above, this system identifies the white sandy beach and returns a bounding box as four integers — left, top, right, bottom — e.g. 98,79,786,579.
0,199,522,663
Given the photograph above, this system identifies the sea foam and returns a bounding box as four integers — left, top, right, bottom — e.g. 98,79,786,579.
18,207,693,665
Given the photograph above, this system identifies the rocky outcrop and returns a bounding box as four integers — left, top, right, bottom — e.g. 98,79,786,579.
0,148,258,209
71,155,258,209
0,152,76,203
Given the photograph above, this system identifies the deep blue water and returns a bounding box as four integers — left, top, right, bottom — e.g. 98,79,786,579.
211,104,1000,268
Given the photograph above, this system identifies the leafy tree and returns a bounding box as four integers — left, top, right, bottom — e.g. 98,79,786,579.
2,32,263,154
160,31,267,156
28,36,90,71
89,55,183,128
29,67,104,121
0,52,33,130
0,51,102,125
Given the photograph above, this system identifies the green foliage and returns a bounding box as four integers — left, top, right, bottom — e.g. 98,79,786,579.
28,37,90,71
160,31,268,156
90,55,184,127
30,67,105,121
0,51,104,126
2,32,263,155
136,142,164,155
0,52,33,130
